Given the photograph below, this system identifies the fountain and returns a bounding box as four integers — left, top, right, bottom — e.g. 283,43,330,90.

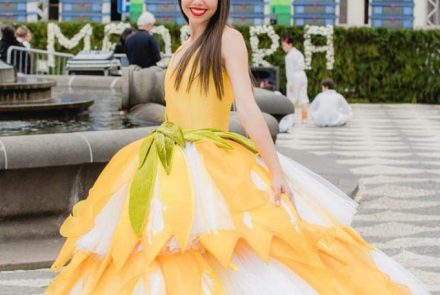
0,63,294,249
0,60,94,116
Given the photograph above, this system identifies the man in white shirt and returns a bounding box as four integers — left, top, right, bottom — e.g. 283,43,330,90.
282,35,309,121
310,79,352,127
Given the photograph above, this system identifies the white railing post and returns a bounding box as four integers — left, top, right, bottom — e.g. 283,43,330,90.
6,46,73,76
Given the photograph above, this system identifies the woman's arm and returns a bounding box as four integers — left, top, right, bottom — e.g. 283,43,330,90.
222,28,293,205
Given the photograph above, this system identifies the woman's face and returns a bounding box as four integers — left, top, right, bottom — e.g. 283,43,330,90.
25,32,32,42
281,41,292,53
181,0,218,25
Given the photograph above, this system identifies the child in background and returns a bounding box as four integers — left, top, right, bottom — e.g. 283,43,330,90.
310,79,352,127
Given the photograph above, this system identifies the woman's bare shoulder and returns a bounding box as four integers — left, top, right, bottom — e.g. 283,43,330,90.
222,27,245,46
221,27,247,58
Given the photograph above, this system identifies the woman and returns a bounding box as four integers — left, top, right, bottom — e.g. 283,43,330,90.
0,25,30,74
15,25,32,49
282,35,309,122
114,27,133,54
45,0,429,294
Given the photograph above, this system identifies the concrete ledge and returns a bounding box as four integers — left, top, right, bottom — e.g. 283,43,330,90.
0,237,63,271
0,131,358,220
0,164,105,218
76,128,155,163
29,75,123,90
0,147,359,271
0,128,154,219
0,215,66,242
0,127,155,170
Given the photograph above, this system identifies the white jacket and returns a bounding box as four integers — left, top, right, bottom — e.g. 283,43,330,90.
310,90,352,126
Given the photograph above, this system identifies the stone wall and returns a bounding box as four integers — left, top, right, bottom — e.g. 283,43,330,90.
0,127,154,240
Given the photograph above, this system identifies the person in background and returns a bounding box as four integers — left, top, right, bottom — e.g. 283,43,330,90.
310,79,352,127
114,27,133,54
282,35,309,122
125,12,161,68
0,25,23,62
15,26,32,49
0,25,30,74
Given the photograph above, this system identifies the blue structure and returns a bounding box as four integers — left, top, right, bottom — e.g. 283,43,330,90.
0,0,417,29
144,0,268,25
0,0,38,22
292,0,338,26
144,1,184,24
370,0,414,28
229,0,268,25
118,0,130,14
59,0,111,23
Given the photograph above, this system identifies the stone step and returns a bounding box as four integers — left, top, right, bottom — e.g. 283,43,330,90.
0,237,63,271
0,215,64,241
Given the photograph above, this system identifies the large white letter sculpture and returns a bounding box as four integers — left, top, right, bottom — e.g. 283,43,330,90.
249,25,280,67
303,25,334,70
47,23,93,67
102,22,132,51
151,25,172,67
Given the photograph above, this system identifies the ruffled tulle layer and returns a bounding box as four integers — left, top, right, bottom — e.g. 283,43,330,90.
45,137,429,295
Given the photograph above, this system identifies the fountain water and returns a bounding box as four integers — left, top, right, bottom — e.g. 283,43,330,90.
0,60,94,116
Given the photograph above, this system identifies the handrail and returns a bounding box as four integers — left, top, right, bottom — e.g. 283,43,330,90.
6,46,74,75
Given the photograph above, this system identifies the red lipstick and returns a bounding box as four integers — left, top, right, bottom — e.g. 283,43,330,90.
190,7,207,17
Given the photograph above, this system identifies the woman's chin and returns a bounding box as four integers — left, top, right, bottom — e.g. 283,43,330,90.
188,18,210,25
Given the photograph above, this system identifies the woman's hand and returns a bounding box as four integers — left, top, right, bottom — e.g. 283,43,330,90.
271,172,294,206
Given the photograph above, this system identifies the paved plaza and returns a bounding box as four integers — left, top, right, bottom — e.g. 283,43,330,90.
277,104,440,294
1,104,439,294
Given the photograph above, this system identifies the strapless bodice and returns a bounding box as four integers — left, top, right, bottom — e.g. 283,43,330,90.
164,48,234,131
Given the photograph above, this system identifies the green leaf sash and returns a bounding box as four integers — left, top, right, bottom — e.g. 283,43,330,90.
129,121,258,236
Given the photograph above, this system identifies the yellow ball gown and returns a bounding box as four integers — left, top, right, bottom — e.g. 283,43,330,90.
44,49,430,295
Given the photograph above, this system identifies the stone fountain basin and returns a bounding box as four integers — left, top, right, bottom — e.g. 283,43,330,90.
0,73,293,242
0,77,56,90
0,76,94,114
0,78,56,104
0,97,94,113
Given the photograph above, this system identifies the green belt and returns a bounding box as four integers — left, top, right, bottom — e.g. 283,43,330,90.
129,121,258,236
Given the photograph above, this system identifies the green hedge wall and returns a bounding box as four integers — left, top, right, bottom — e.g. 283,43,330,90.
3,22,440,103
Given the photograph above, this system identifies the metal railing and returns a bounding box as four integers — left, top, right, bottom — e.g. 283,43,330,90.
113,53,129,67
6,46,74,75
6,47,173,76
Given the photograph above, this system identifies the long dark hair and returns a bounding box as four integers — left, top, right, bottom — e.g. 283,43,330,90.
174,0,230,99
1,25,16,41
120,28,133,46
